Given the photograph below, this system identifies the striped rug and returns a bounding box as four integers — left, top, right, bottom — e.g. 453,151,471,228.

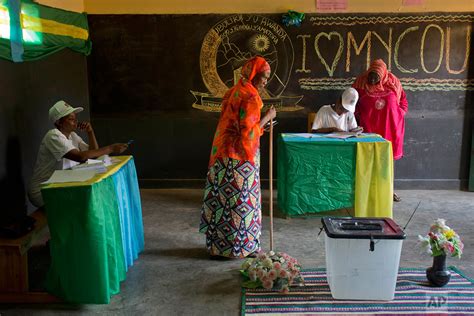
242,267,474,315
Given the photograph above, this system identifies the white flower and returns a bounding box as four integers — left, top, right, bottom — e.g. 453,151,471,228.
249,269,257,281
257,252,267,260
418,235,432,255
268,250,275,256
434,218,450,230
241,259,252,270
263,258,273,268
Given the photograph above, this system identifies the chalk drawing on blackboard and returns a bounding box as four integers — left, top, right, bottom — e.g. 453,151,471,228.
299,77,474,91
298,15,473,91
191,14,304,112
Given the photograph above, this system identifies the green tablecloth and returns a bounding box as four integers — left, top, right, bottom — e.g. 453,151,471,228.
277,133,387,216
41,156,142,303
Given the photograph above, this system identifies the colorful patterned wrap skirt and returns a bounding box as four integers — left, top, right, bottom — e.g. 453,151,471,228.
199,153,261,258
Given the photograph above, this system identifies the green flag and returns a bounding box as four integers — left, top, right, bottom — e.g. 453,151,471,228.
0,0,91,62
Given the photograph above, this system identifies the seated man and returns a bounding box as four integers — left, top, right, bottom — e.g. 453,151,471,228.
28,100,128,207
311,87,363,133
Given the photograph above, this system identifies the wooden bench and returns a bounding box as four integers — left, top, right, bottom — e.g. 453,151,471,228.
0,209,60,303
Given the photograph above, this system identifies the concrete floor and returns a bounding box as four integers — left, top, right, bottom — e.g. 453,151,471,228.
1,189,473,315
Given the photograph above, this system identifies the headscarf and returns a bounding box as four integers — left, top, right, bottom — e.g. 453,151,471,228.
353,59,403,102
241,56,271,82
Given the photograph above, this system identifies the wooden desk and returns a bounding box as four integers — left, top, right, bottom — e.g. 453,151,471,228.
0,210,59,303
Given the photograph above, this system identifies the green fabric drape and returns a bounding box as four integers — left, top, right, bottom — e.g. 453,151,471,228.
277,133,393,217
42,176,126,304
277,134,356,216
0,0,91,62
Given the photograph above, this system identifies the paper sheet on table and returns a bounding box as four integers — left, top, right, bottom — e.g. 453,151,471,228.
42,169,97,184
71,159,107,172
326,132,361,139
284,133,324,138
97,155,112,166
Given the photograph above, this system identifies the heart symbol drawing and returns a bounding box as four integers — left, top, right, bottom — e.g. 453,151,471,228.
314,32,344,77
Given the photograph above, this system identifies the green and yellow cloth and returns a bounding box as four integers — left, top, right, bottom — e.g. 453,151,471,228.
278,133,393,218
0,0,90,62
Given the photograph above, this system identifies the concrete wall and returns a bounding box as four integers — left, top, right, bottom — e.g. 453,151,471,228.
34,0,474,13
36,0,83,12
82,0,474,13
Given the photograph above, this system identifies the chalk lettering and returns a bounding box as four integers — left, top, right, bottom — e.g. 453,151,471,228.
421,24,444,73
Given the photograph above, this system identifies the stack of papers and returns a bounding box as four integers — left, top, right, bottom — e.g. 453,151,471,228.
284,133,323,139
97,154,113,166
325,131,362,139
42,169,97,184
71,159,107,173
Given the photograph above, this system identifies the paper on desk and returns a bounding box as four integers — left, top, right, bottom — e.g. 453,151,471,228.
326,131,361,139
284,133,323,138
42,169,97,184
71,159,107,173
97,155,112,166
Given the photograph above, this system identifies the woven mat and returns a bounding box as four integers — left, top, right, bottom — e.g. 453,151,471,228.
242,267,474,315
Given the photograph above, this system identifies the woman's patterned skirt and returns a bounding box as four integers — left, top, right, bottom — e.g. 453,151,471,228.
199,153,261,258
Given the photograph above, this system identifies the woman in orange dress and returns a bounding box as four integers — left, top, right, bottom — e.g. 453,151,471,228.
200,56,276,258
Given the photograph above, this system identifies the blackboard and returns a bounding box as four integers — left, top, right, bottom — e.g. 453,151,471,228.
87,13,473,188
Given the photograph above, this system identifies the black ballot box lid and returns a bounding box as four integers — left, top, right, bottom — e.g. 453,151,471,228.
321,217,406,240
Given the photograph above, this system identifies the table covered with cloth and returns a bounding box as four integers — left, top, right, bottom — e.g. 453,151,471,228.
277,133,393,218
41,156,144,304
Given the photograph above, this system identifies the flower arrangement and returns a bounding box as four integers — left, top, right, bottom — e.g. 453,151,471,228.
418,219,464,258
240,251,304,293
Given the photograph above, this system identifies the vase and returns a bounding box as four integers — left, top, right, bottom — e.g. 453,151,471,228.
426,254,451,287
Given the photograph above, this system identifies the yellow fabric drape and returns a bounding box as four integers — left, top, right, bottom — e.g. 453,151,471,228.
354,141,394,218
21,14,89,40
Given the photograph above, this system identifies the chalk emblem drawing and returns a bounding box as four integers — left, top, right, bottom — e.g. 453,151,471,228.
191,15,304,112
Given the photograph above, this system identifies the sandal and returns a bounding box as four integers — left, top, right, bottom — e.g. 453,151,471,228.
393,192,401,202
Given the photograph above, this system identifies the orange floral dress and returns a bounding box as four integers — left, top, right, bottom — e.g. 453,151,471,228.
200,56,270,258
208,79,264,166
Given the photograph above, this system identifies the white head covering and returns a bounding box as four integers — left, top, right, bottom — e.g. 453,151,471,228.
341,88,359,112
49,100,83,123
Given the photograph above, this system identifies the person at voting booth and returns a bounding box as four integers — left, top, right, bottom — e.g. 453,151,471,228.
28,100,128,207
352,59,408,202
199,56,276,259
311,87,363,133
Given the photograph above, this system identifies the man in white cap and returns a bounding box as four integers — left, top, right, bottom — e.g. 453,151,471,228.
311,87,363,133
28,100,128,207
